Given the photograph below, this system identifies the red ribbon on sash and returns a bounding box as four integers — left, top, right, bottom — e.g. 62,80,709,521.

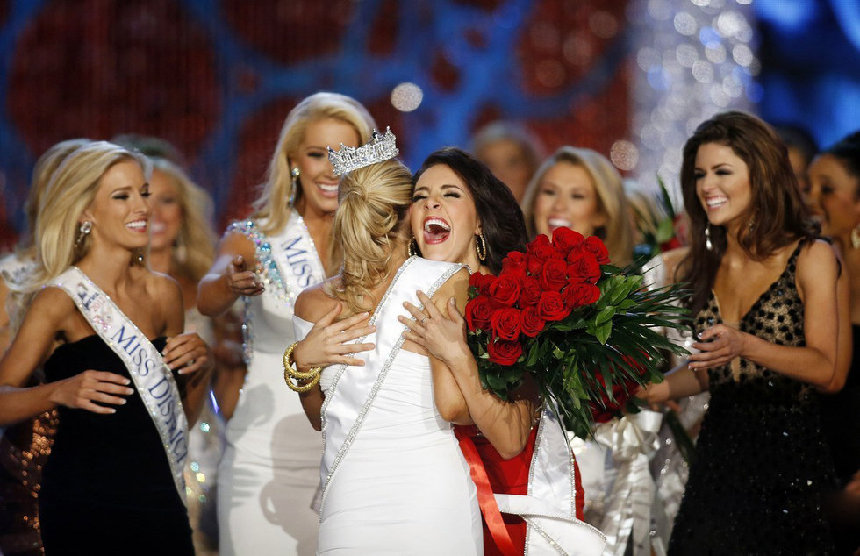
455,426,519,556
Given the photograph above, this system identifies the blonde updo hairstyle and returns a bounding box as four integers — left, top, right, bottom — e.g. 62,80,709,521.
331,159,413,314
149,157,216,282
521,146,634,266
252,92,376,236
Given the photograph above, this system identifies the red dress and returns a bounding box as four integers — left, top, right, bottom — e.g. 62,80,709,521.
456,424,585,555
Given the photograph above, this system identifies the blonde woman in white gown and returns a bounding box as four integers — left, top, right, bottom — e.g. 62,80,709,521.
289,135,483,554
197,92,375,555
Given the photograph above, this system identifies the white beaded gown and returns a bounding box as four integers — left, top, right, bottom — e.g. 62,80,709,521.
294,257,483,555
218,212,326,556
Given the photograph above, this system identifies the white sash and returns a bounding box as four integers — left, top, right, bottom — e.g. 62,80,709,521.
50,267,188,505
494,406,606,555
318,257,463,512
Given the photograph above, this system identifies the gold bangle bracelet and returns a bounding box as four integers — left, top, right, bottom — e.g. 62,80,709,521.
285,371,321,393
283,342,321,380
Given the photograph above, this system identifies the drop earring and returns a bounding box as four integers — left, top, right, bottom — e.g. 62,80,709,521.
704,224,713,252
289,167,300,208
408,238,419,257
76,221,92,246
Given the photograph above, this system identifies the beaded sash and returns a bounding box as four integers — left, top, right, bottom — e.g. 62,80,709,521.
317,257,462,513
49,267,188,505
229,210,326,362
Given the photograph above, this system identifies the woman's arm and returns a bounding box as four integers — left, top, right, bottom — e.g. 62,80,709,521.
197,232,260,317
0,289,133,424
284,286,348,431
819,246,852,393
636,365,706,405
160,277,214,424
689,241,839,389
402,275,537,459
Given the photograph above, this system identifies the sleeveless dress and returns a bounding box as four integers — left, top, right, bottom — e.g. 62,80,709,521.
39,336,194,555
218,213,327,556
295,257,483,554
669,244,837,554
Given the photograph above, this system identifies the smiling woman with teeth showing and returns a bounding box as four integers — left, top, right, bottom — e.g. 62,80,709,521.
0,141,214,554
521,146,634,267
399,148,604,555
197,92,375,556
636,111,843,553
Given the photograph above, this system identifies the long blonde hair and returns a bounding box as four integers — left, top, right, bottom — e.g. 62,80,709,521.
331,159,413,314
19,138,91,254
521,146,634,265
252,92,376,236
9,141,149,329
150,158,216,281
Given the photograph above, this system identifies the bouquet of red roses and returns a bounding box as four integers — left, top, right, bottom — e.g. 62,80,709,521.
465,227,687,438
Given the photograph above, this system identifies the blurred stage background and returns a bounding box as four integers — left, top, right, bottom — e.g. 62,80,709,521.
0,0,858,247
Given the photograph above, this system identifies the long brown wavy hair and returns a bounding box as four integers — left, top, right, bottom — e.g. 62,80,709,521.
680,111,817,315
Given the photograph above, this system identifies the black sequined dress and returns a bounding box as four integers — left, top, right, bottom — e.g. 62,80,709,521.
669,244,836,554
38,335,193,556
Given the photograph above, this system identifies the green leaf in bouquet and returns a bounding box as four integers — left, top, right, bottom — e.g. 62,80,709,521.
595,306,615,325
586,320,612,345
552,346,564,360
526,342,541,366
484,371,510,393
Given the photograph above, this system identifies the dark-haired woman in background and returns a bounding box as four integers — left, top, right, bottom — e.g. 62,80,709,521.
807,130,860,554
639,111,840,553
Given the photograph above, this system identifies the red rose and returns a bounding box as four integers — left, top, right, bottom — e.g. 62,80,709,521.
527,234,557,264
502,265,527,283
490,307,522,341
518,275,542,307
564,282,600,309
551,227,584,255
527,233,551,253
582,236,610,265
502,251,527,272
465,295,495,331
537,291,568,321
489,275,520,307
540,258,569,292
567,256,601,284
469,272,496,296
526,254,544,275
520,306,546,337
487,338,523,366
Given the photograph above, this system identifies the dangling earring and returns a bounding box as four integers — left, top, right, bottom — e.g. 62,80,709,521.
475,233,487,263
408,238,419,257
289,167,300,208
175,242,188,263
851,226,860,249
75,221,92,246
704,224,713,252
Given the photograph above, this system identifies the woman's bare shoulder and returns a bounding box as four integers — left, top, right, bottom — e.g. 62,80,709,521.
295,278,341,322
661,246,690,283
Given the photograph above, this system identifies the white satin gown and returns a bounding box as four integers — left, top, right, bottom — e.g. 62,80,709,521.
294,257,483,555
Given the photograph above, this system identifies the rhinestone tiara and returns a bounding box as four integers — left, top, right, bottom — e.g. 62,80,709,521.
328,127,399,176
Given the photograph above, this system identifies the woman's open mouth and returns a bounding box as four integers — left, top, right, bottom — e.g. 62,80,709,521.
422,217,451,245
